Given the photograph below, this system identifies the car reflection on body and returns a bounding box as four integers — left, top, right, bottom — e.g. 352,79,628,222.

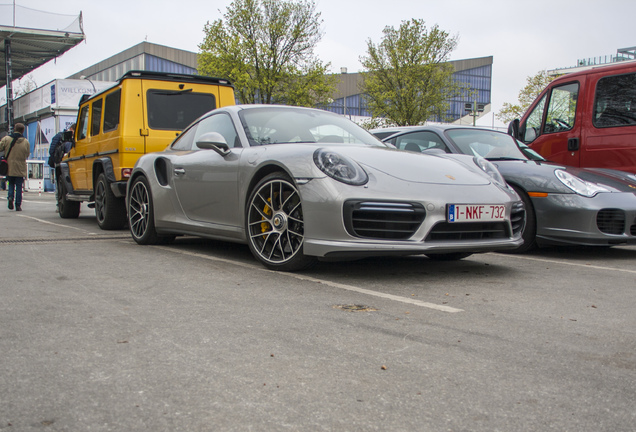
372,125,636,252
126,105,524,271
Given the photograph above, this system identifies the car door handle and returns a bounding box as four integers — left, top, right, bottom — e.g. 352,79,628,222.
174,168,186,176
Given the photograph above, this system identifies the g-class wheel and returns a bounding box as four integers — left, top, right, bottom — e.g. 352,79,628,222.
94,172,127,230
57,175,80,219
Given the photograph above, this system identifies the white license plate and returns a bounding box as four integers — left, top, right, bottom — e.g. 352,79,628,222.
448,204,506,223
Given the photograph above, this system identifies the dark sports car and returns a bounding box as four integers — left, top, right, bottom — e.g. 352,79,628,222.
372,125,636,252
126,106,524,271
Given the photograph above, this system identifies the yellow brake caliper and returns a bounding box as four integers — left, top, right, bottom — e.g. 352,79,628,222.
261,197,272,233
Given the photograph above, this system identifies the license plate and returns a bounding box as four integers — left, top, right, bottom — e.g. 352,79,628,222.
448,204,506,223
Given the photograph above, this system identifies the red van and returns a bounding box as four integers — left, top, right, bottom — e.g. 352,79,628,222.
510,61,636,174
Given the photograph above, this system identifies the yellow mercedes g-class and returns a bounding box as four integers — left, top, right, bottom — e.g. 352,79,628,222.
57,70,235,229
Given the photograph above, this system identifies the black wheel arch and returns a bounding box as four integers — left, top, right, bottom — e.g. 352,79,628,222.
244,164,296,210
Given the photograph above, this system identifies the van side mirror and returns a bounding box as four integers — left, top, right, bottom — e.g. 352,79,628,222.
507,119,520,139
196,132,231,156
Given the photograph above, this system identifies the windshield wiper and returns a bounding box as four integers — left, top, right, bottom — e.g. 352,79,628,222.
486,157,526,161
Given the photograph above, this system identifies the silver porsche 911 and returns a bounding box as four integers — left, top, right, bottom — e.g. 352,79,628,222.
127,105,524,271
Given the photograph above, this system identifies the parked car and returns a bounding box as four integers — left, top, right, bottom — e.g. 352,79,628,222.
508,60,636,174
372,125,636,252
58,70,235,229
127,105,524,271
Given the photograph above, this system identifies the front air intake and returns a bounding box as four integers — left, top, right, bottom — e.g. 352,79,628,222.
344,201,426,240
597,209,625,235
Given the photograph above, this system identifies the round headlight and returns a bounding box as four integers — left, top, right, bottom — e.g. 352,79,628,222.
555,170,609,197
313,148,368,186
473,156,507,188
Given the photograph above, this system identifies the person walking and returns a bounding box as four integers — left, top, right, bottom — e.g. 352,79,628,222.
0,123,31,211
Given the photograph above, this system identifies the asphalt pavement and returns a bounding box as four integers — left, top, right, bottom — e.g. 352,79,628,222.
1,192,635,431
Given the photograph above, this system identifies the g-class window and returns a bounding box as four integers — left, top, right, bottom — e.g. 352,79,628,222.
593,72,636,127
91,99,103,136
146,90,216,131
77,105,89,140
103,89,121,132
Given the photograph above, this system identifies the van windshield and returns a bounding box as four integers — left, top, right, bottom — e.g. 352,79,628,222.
146,90,216,131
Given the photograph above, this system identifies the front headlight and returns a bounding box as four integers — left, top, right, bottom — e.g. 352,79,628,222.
555,170,609,197
473,156,507,189
313,148,368,186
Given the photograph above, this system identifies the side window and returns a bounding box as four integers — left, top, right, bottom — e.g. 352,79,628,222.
171,124,198,151
193,113,239,149
395,131,449,153
103,89,121,132
594,72,636,128
543,82,578,134
77,105,89,140
91,99,103,136
522,93,547,143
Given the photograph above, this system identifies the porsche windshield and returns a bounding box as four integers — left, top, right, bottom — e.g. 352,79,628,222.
239,107,387,147
445,129,528,160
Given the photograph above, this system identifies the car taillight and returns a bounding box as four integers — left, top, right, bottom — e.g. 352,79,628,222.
121,168,132,178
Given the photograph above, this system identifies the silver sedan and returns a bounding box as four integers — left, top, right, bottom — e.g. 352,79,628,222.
127,106,524,271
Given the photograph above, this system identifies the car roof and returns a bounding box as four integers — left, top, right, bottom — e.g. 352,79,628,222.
372,124,507,137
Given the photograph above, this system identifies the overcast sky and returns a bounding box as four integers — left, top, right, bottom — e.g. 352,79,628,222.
6,0,636,127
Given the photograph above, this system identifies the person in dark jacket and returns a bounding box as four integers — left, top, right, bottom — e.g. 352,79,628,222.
48,123,75,211
0,123,31,211
49,123,75,166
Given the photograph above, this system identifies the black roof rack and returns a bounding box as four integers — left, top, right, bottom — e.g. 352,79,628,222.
118,70,232,87
77,71,233,107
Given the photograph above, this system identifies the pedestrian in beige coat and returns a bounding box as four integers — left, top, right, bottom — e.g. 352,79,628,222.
0,123,31,211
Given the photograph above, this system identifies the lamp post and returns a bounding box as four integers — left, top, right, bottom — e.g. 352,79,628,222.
80,75,96,93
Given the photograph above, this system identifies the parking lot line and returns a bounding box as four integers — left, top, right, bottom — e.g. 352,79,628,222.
18,214,99,234
490,252,636,275
155,245,463,313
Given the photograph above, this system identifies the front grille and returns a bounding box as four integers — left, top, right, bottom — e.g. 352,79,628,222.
426,221,509,241
631,221,636,236
597,209,625,235
344,201,426,240
511,201,526,236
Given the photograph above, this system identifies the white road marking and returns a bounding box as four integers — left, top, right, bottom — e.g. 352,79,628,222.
155,246,464,313
17,214,98,234
488,252,636,275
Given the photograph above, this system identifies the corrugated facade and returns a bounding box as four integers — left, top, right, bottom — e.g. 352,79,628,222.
323,56,493,123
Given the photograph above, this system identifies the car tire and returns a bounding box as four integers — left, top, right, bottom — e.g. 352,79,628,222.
425,252,473,261
57,175,80,219
503,185,537,253
128,176,174,245
95,172,127,230
246,172,316,271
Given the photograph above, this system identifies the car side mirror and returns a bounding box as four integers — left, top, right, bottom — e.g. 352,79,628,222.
196,132,231,156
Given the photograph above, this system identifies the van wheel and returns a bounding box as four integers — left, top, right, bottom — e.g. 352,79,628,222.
57,176,80,219
95,173,127,230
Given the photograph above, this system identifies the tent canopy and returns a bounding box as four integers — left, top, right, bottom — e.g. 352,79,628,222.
1,5,85,88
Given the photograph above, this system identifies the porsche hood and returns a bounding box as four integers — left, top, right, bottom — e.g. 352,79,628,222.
334,146,492,186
